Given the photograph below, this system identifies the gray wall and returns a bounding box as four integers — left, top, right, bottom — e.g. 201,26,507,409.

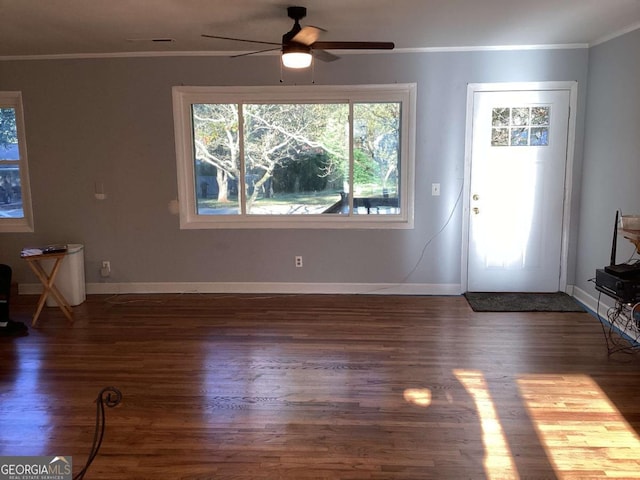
0,48,588,291
575,29,640,297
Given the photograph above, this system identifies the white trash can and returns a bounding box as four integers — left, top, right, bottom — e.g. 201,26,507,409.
44,243,86,307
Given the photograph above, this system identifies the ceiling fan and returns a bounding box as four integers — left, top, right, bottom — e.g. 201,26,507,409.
202,6,395,69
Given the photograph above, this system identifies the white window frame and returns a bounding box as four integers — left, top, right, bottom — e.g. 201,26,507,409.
0,91,34,233
172,84,416,229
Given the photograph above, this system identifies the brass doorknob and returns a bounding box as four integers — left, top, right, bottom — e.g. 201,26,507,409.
472,194,480,201
473,207,480,214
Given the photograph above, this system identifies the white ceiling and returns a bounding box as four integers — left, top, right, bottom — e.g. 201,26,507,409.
1,0,640,59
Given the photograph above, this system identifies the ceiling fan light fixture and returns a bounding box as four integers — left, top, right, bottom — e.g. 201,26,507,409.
281,44,312,69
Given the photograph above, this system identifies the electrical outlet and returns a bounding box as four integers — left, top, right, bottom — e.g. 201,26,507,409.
295,256,303,268
101,260,111,277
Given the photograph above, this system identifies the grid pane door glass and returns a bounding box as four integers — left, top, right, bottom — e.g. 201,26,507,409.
491,105,550,147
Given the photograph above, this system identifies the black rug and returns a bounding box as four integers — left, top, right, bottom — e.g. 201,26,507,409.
464,292,585,312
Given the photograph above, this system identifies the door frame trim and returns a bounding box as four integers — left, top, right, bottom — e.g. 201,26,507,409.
461,81,578,293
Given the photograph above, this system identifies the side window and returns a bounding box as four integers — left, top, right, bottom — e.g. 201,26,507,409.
0,92,33,232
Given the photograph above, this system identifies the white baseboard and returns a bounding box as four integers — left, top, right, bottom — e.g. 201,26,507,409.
572,285,613,316
573,285,639,344
19,281,463,296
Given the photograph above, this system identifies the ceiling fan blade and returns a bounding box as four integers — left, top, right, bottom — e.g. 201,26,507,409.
292,25,325,46
201,34,280,47
230,47,280,58
312,41,395,50
313,49,340,62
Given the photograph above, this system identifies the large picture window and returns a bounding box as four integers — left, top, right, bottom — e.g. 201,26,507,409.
0,92,33,232
173,85,416,229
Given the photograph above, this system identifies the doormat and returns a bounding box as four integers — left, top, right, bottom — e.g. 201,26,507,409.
464,292,585,312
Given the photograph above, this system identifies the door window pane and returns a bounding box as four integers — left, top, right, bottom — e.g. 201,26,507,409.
491,106,550,147
530,127,549,146
492,107,510,127
510,127,529,146
491,127,509,146
531,106,550,125
511,107,530,126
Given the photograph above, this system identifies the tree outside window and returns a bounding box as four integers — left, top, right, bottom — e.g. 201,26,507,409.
0,92,33,232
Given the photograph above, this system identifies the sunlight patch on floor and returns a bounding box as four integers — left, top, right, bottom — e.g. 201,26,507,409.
517,374,640,479
454,369,520,480
403,388,432,407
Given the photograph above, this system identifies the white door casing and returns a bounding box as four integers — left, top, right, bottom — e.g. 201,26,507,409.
462,82,577,293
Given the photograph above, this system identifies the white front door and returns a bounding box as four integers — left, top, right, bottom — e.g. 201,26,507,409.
466,87,572,292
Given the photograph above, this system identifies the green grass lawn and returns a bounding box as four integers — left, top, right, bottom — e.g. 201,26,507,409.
197,186,397,211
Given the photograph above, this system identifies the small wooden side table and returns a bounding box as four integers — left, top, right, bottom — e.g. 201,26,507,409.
22,252,74,326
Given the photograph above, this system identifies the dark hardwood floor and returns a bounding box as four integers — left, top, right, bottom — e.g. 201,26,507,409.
1,293,640,479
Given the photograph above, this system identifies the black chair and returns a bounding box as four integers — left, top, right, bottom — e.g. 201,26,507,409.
0,264,11,322
0,264,27,336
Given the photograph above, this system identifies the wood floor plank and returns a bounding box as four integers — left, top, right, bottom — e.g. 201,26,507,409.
1,293,640,479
